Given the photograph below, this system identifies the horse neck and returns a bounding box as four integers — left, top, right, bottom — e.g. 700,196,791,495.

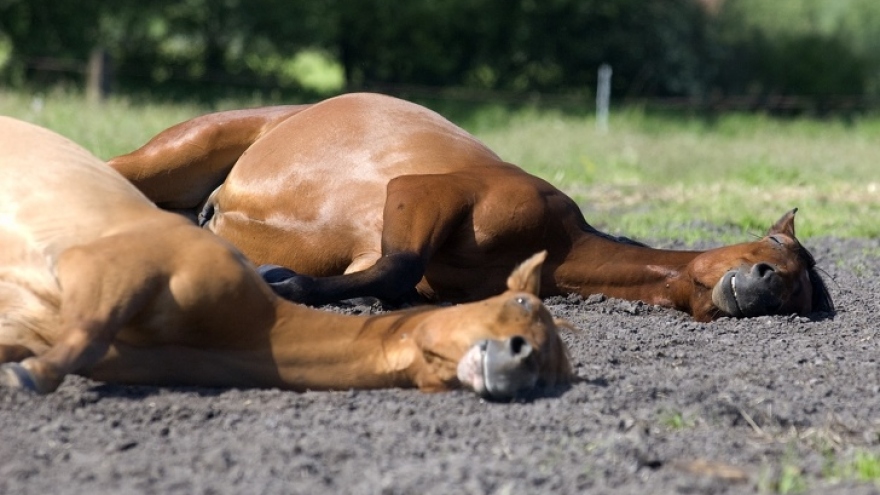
271,303,420,391
555,231,704,312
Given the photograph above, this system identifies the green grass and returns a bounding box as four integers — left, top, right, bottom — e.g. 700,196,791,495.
772,464,808,494
0,88,262,159
825,449,880,484
2,88,877,241
658,409,695,430
473,106,880,241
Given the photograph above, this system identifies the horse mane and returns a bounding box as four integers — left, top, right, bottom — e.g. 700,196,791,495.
798,244,835,313
583,225,650,247
808,268,834,313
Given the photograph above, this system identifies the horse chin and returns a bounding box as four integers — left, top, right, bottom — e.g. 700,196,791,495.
457,344,488,397
711,270,744,318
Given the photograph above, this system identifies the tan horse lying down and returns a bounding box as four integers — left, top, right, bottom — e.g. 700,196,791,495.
110,93,833,322
0,117,572,398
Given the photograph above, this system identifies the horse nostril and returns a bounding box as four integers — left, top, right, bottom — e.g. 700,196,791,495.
507,336,532,358
752,262,775,278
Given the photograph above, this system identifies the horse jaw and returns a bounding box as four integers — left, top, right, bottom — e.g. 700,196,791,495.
711,270,743,317
456,344,488,396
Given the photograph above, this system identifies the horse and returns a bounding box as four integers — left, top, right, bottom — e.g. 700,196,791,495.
109,92,833,322
0,116,573,399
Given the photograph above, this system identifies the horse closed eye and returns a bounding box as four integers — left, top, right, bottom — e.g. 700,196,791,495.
768,234,793,247
514,296,532,311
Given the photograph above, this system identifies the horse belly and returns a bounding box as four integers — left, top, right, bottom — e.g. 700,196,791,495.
422,237,519,302
210,175,386,276
421,261,511,302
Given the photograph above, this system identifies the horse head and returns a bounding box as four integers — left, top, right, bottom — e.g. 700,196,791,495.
686,209,833,321
407,251,573,400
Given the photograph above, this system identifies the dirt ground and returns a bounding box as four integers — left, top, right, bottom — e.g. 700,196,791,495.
1,236,878,494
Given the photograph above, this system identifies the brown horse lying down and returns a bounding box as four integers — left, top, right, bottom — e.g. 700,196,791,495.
109,93,833,322
0,117,572,399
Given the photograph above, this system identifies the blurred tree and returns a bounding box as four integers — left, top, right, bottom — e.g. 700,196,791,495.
333,0,711,97
0,0,106,85
710,0,872,111
0,0,877,108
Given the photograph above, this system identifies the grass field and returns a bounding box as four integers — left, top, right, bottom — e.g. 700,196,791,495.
475,106,880,242
2,88,877,242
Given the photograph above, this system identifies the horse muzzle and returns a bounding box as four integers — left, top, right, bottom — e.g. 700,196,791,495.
457,336,538,401
711,263,785,317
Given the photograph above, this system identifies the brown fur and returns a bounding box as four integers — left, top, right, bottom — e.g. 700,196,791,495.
0,117,571,394
109,93,831,321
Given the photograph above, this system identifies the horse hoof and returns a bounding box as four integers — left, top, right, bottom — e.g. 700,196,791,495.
0,362,39,392
257,264,299,283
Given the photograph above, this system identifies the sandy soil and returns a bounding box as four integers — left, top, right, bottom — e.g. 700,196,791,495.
1,236,878,494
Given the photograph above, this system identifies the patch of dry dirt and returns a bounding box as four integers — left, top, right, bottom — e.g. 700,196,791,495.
1,237,878,494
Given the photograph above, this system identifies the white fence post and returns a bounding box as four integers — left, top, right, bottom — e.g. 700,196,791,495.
596,63,612,133
87,48,112,103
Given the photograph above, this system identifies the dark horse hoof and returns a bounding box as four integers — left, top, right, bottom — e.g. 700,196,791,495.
257,264,299,283
0,362,39,392
257,264,316,304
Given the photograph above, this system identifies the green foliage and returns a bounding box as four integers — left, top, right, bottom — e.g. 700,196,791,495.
709,0,880,109
4,0,879,105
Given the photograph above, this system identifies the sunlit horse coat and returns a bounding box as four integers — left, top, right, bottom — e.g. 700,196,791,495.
110,93,833,322
0,116,572,398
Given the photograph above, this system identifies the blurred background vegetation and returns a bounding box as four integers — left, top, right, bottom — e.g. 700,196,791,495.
3,0,880,112
1,0,878,240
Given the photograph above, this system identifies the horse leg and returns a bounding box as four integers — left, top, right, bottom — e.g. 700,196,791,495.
0,243,160,393
108,105,311,211
264,175,475,306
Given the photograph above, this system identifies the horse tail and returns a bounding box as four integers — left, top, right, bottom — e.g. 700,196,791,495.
197,184,223,228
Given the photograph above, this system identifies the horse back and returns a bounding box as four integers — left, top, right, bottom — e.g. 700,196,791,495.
108,105,313,210
0,117,159,258
208,94,506,269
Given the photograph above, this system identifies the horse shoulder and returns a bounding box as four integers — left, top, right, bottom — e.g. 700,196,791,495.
0,226,62,354
151,228,278,347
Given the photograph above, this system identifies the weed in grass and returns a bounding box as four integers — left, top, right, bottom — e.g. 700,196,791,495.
758,458,808,494
757,443,812,494
851,451,880,482
776,464,808,494
824,449,880,484
659,410,695,430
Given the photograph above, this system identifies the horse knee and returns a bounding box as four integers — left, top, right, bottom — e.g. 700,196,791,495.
0,344,35,364
260,252,424,306
257,264,321,304
374,252,425,296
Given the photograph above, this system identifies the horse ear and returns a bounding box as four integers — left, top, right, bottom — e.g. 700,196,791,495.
768,208,798,238
506,251,547,295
